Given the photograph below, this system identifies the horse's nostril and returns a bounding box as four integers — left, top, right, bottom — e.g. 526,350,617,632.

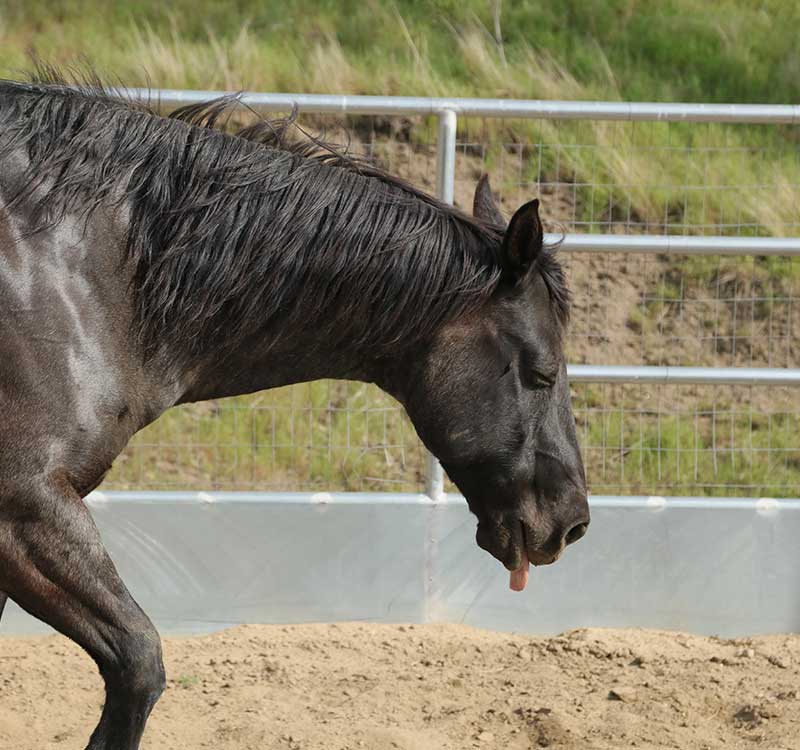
564,521,589,546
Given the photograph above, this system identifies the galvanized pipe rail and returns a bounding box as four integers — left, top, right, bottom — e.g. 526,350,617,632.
84,490,800,509
553,234,800,256
568,365,800,386
425,109,457,500
122,88,800,500
125,88,800,123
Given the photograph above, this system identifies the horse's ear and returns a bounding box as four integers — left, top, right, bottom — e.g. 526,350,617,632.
473,175,505,227
500,199,543,282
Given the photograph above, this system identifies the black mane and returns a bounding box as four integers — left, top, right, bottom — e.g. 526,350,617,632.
0,69,567,364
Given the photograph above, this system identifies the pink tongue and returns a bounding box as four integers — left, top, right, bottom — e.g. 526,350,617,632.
509,549,530,592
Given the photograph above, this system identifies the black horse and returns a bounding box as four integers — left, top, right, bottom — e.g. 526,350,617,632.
0,72,589,750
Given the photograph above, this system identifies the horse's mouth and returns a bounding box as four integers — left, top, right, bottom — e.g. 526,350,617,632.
508,522,564,591
476,516,565,592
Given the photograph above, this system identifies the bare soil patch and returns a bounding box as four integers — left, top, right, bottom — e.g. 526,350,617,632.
2,623,800,749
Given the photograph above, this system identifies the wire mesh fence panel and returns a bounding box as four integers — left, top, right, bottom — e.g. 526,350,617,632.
108,380,427,492
104,109,800,495
455,117,800,236
452,118,800,372
560,251,800,370
573,383,800,498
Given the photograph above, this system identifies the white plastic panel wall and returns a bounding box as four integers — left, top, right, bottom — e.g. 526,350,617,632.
5,494,800,637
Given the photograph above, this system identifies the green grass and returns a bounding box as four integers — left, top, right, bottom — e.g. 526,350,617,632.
174,674,200,689
2,1,799,237
1,0,798,497
106,381,800,498
109,382,427,493
577,391,800,497
3,0,800,103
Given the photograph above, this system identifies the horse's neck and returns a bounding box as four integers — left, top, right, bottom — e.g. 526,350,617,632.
173,332,397,406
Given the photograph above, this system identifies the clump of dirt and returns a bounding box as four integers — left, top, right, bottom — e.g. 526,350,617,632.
2,623,800,750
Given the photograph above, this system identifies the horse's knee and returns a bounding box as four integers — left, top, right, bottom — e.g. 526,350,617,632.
128,633,166,704
106,630,166,707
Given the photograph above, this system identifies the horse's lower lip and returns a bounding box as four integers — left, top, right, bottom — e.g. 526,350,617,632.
520,521,562,566
529,549,561,566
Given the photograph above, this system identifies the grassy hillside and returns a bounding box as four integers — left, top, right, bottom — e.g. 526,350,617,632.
1,1,797,497
2,1,798,238
2,0,799,103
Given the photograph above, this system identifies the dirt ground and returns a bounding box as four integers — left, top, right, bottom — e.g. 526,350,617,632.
2,623,800,750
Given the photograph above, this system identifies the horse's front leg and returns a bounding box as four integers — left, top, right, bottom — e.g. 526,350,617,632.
0,475,165,750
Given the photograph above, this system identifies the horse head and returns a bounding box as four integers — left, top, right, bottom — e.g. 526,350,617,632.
401,178,589,589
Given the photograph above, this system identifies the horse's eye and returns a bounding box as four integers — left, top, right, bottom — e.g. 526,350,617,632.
529,371,556,389
500,362,512,378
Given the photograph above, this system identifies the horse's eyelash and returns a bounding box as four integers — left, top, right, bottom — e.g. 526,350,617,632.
532,372,556,388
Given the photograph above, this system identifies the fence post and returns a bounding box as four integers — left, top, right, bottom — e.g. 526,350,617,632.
424,109,457,503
